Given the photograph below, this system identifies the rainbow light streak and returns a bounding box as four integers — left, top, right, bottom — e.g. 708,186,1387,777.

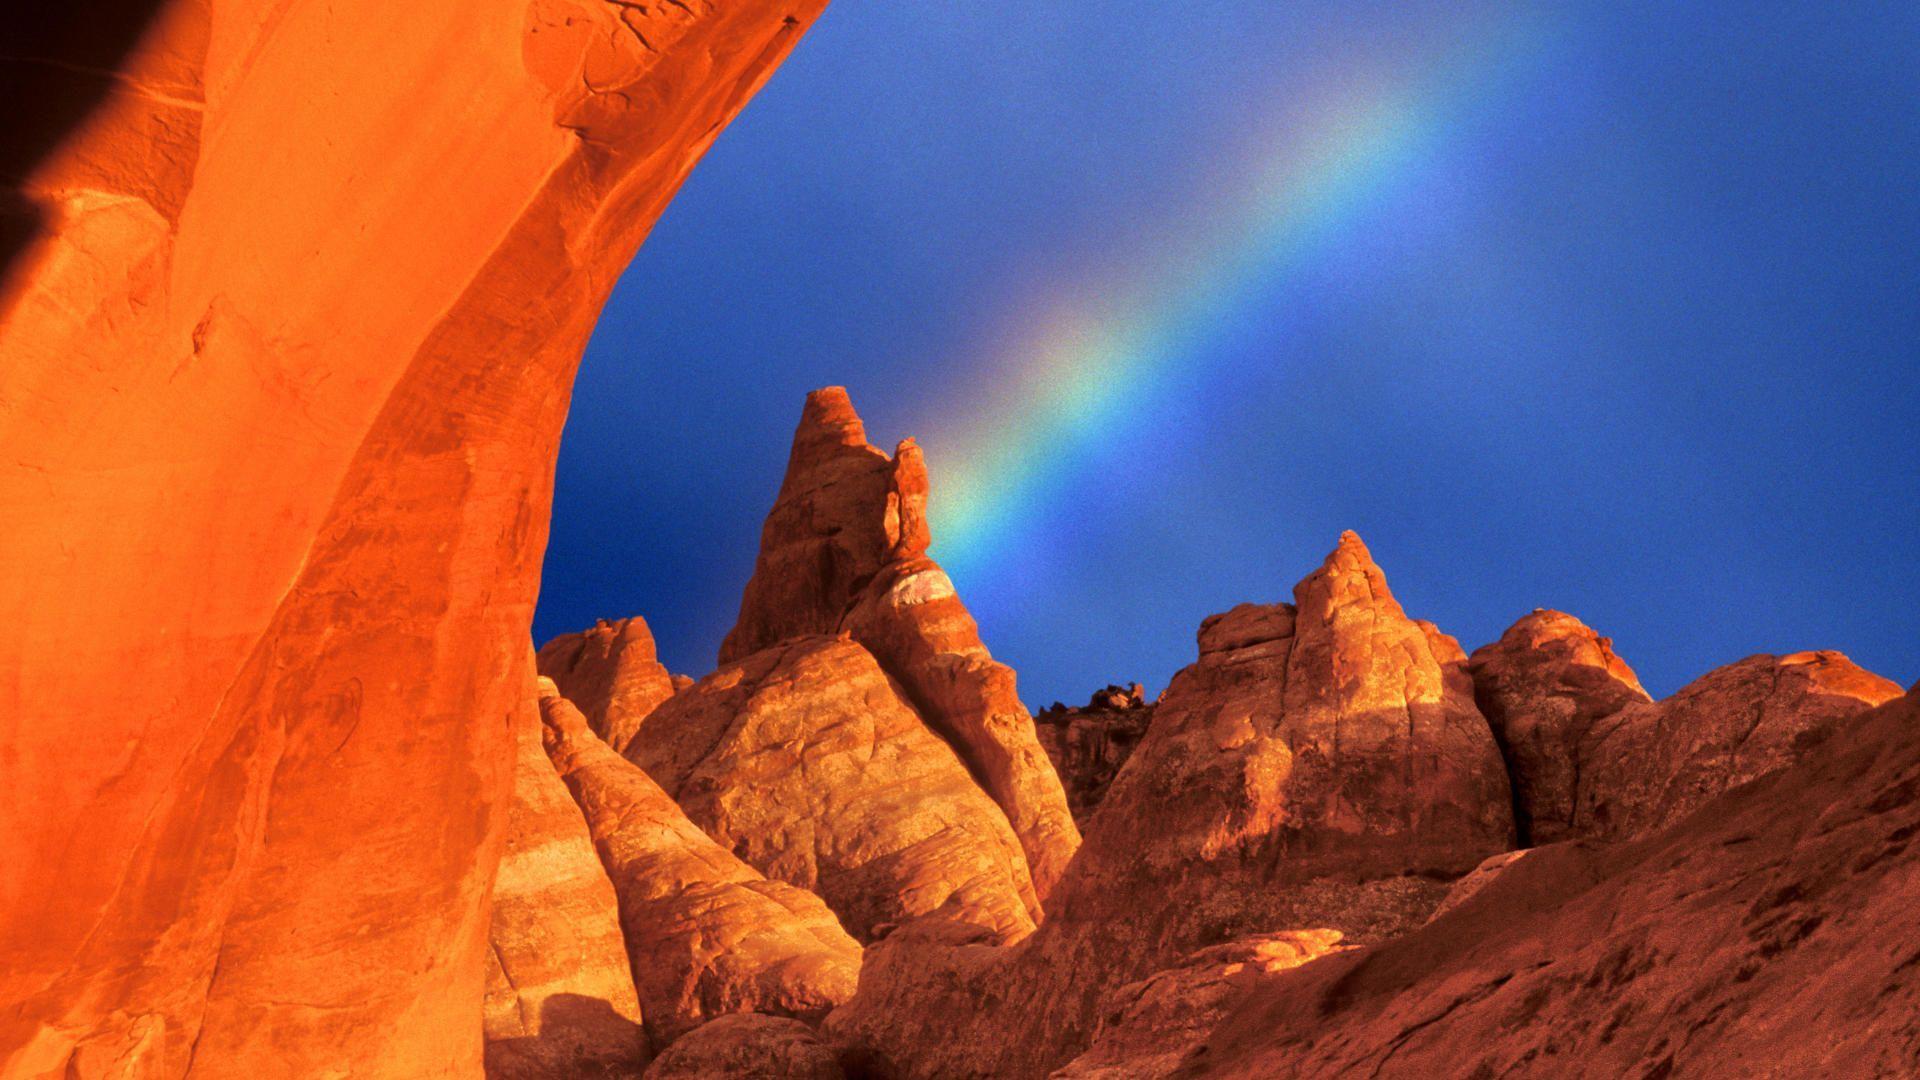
925,17,1554,583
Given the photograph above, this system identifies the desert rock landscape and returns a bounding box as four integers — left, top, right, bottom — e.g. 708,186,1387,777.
2,2,1914,1078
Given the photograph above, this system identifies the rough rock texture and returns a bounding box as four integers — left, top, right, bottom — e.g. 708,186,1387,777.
538,617,680,755
1035,685,1155,820
538,686,861,1047
643,1014,844,1080
1467,610,1652,845
828,533,1515,1078
1576,650,1901,840
626,635,1040,943
485,682,648,1077
721,387,1081,900
1053,930,1348,1079
1187,687,1920,1077
0,3,824,1076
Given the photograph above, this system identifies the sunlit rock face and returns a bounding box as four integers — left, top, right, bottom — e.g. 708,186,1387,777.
538,687,862,1048
1574,649,1902,840
0,2,825,1075
484,679,647,1077
1179,687,1920,1078
827,532,1517,1079
537,616,681,755
622,635,1042,944
721,387,1083,900
1468,609,1654,844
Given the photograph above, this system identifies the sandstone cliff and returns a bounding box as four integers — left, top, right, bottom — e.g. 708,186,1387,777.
1184,685,1920,1077
1034,684,1155,820
484,683,647,1077
827,532,1516,1078
0,3,824,1075
723,388,1082,900
537,617,681,755
539,685,862,1046
623,635,1041,943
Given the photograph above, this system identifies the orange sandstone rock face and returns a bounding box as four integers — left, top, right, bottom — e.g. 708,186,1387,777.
1188,688,1920,1078
538,687,861,1046
538,617,681,755
1054,930,1349,1079
0,2,824,1075
828,533,1515,1078
1468,609,1654,844
643,1014,845,1080
722,387,1082,900
485,681,648,1077
1576,650,1901,840
625,635,1041,943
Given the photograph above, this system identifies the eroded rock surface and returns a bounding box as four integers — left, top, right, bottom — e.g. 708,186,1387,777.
828,533,1515,1078
0,3,824,1074
721,387,1081,900
644,1013,845,1080
1577,650,1901,840
1035,685,1155,821
485,683,648,1076
538,685,861,1046
1054,930,1348,1079
538,617,680,755
1468,610,1653,844
1188,688,1920,1078
627,635,1040,943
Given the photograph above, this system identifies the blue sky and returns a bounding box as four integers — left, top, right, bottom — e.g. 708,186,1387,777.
536,2,1918,706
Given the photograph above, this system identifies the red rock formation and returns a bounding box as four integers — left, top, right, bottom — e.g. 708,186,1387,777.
1054,930,1348,1079
643,1014,845,1080
721,387,1081,899
1034,685,1155,820
1186,687,1920,1077
624,635,1040,943
828,533,1515,1078
485,681,647,1076
1468,610,1653,844
1577,650,1901,840
537,617,680,755
0,3,824,1075
538,686,861,1046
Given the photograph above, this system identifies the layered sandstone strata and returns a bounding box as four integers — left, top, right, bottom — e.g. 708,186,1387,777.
624,635,1041,943
721,388,1081,899
538,684,861,1046
538,617,681,755
828,533,1516,1078
484,684,648,1077
1183,687,1920,1077
0,2,824,1075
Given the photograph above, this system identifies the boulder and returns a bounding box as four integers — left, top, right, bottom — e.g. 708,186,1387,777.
627,636,1040,943
538,617,680,755
485,682,648,1076
538,685,861,1046
1467,610,1652,844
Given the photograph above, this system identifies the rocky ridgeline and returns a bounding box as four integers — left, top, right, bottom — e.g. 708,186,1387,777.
489,388,1910,1078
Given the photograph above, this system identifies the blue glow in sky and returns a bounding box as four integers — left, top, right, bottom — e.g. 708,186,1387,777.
536,3,1919,705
